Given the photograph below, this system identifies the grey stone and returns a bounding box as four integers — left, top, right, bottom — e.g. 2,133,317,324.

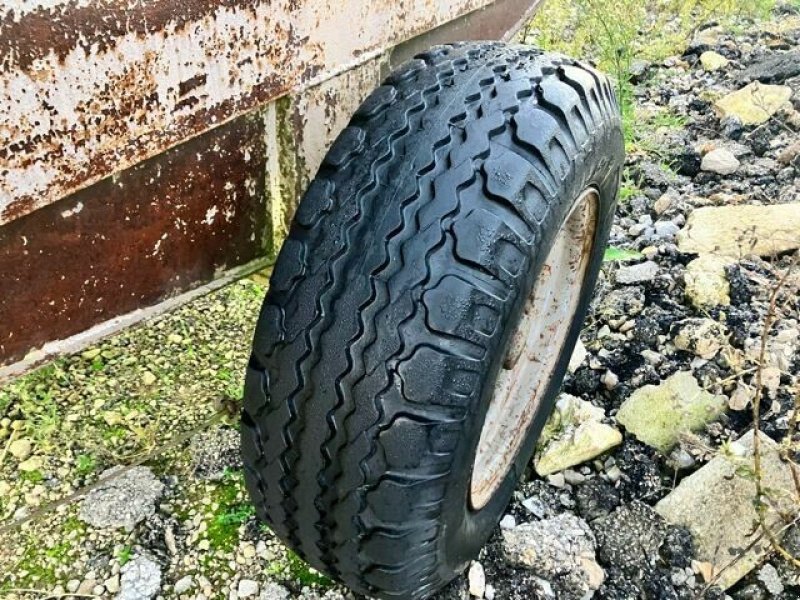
701,148,740,175
568,339,588,373
594,501,668,580
740,50,800,84
259,583,290,600
616,261,659,285
238,579,259,598
502,513,604,598
673,317,727,359
174,575,194,594
629,59,651,83
522,496,550,519
467,561,486,598
756,564,783,596
118,555,161,600
80,466,164,530
668,447,696,471
656,431,799,589
598,287,645,323
635,161,678,189
190,427,242,480
499,514,517,530
654,220,681,239
105,575,121,594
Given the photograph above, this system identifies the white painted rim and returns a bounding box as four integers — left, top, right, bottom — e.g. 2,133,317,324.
469,188,599,510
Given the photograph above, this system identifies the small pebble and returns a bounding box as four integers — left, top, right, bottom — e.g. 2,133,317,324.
499,515,517,530
468,561,486,598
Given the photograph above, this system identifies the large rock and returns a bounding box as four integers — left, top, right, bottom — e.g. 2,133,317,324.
714,82,793,125
118,555,162,600
684,255,730,308
700,148,740,175
80,466,164,530
616,371,726,452
677,203,800,258
739,50,800,84
655,431,799,590
534,394,622,476
502,513,604,598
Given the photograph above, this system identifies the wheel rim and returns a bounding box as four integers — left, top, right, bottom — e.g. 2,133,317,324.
469,188,599,510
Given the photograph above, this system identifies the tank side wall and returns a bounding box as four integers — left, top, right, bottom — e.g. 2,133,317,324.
0,0,540,375
0,0,495,225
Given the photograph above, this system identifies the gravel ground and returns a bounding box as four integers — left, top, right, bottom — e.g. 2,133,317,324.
1,4,800,600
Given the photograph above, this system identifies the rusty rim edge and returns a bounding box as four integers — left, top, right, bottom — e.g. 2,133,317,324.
469,187,600,510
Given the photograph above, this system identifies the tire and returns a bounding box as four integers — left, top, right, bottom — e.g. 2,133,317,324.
241,42,624,599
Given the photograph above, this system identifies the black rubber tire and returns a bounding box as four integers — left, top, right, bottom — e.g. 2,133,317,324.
241,42,624,599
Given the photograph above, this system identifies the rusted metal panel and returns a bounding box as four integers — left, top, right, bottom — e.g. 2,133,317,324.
0,0,500,225
390,0,543,65
0,114,267,368
0,0,540,376
0,51,390,374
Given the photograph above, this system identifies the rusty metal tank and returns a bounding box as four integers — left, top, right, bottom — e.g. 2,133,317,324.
0,0,541,378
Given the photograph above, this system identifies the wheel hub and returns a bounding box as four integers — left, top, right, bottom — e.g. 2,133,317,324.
469,188,599,510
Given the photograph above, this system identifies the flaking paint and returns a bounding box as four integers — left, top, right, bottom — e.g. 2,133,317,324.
0,0,539,374
0,0,495,224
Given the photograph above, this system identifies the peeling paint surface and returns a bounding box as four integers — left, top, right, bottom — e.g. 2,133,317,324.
0,0,494,224
0,115,267,365
0,0,539,372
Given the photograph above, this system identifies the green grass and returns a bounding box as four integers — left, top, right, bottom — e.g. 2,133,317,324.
19,469,44,484
618,172,639,203
4,363,64,448
2,515,87,591
117,545,133,566
286,550,333,587
604,247,645,262
204,473,254,552
75,453,97,476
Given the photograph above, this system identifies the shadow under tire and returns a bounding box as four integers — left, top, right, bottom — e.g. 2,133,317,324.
241,42,624,599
